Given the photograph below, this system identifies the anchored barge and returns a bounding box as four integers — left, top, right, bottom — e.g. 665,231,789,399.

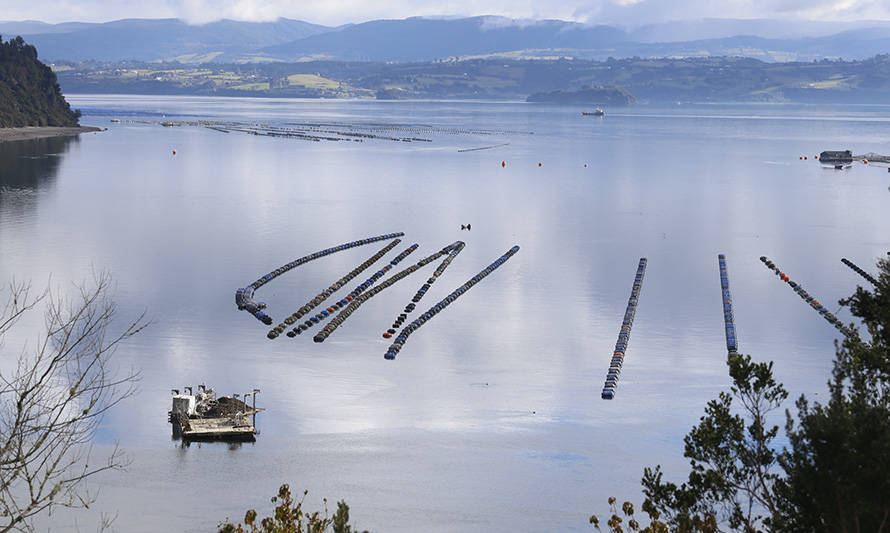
168,385,262,441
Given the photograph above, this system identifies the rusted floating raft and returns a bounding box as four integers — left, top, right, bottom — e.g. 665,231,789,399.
169,385,263,441
602,258,647,400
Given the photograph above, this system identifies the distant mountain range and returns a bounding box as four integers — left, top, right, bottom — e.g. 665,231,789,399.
3,16,890,63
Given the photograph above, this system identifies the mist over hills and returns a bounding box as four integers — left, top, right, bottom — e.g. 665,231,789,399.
0,18,331,62
3,15,890,63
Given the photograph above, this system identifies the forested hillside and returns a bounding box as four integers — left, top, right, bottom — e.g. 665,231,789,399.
0,36,80,127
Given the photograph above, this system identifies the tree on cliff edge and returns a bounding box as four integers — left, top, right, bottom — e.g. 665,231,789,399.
0,36,81,128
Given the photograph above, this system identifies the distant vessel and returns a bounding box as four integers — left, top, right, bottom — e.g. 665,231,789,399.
819,150,853,169
583,109,605,116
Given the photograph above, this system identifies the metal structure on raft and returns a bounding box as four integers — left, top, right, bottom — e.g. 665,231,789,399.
235,232,403,324
759,256,854,338
383,245,520,360
602,258,647,400
168,385,263,441
718,254,738,355
841,258,879,287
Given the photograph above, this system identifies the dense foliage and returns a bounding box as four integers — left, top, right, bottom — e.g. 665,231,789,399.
219,484,368,533
0,35,80,127
594,257,890,532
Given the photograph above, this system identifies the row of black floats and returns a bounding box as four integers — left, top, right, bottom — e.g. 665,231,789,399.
841,258,879,287
718,254,738,355
267,239,403,339
759,256,854,338
313,242,465,343
382,241,466,339
602,258,648,400
288,243,419,337
235,232,404,325
384,245,521,360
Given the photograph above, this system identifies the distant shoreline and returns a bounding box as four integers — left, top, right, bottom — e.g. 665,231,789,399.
0,126,102,143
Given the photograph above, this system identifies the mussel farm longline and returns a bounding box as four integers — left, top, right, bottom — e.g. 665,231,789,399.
759,256,854,338
383,245,520,360
602,258,648,400
718,254,739,355
267,239,403,339
235,232,403,324
841,258,879,287
287,244,419,337
312,241,465,343
382,241,465,339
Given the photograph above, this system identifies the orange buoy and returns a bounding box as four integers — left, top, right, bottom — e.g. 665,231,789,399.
864,159,869,164
501,161,506,167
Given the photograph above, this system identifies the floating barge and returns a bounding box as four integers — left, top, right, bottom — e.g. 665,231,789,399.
818,150,853,169
168,385,262,441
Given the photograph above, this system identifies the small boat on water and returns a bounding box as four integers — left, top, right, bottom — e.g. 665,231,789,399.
582,108,605,116
819,150,853,169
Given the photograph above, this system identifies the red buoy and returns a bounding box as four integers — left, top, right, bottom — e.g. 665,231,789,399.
538,162,542,167
173,149,177,155
501,161,506,167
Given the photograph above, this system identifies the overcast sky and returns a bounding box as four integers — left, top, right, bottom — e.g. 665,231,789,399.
1,0,889,27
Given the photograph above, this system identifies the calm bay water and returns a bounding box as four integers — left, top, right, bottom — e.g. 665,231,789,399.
1,95,889,532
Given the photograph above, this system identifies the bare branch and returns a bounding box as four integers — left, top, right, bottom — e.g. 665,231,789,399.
0,273,146,532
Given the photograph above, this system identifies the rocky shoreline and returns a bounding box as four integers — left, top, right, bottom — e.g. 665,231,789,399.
0,126,102,143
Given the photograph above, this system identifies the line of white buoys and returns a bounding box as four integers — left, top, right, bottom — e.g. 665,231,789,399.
383,245,520,360
841,258,879,287
267,239,403,339
312,242,465,343
718,254,738,354
289,243,419,337
235,232,403,324
759,256,854,338
382,242,466,339
602,258,647,400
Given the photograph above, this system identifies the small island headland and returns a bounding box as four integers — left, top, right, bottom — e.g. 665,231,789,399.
527,85,637,106
1,35,96,142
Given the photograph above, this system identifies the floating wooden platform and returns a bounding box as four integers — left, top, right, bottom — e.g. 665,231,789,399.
176,409,262,441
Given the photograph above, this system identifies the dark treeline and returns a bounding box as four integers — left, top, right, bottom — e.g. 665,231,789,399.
0,35,80,127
